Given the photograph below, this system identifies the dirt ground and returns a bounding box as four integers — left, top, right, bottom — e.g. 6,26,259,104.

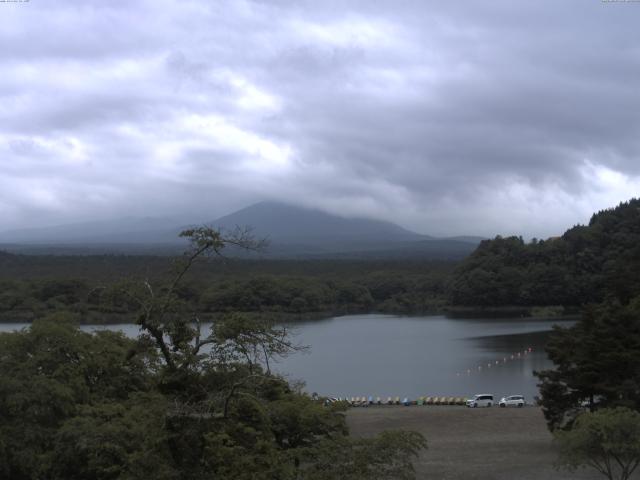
347,406,611,480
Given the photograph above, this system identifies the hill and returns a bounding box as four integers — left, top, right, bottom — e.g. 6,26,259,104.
448,198,640,307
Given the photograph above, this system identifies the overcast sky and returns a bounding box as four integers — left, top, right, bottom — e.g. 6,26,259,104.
1,0,639,237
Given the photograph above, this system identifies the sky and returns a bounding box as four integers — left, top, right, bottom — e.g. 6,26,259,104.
1,0,639,238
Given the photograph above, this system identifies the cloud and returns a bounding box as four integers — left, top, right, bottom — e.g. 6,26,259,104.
0,0,638,236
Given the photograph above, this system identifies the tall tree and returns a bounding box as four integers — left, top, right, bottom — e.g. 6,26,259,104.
536,298,640,430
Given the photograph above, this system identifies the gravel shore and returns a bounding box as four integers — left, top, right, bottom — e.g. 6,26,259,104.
346,406,607,480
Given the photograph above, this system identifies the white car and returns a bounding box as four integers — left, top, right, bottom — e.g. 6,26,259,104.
466,394,494,408
499,395,525,407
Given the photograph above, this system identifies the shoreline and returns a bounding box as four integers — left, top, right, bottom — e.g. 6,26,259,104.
0,307,580,325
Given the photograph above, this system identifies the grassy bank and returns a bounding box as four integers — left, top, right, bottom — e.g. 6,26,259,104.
347,406,601,480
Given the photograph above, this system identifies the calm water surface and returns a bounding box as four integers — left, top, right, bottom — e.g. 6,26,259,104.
277,314,569,400
0,314,570,401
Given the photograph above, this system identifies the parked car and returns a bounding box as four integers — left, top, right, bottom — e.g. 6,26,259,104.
499,395,525,407
466,394,494,408
579,395,603,409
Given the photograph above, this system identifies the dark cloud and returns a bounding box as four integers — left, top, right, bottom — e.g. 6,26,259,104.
1,0,639,236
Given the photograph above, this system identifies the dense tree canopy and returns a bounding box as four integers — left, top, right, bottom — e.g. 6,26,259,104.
0,256,452,323
0,227,426,479
449,198,640,308
536,299,640,430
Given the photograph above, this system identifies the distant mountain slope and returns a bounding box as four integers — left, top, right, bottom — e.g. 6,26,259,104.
211,201,428,245
208,202,479,259
0,217,182,245
0,201,482,259
444,235,487,244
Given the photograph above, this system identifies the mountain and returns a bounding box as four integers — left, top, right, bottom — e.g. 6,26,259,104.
0,217,182,245
0,202,482,259
208,202,479,259
211,201,427,246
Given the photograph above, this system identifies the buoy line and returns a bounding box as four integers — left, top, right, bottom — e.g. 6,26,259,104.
456,347,533,377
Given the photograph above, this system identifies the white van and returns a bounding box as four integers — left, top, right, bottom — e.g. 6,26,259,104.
499,395,525,407
466,394,494,408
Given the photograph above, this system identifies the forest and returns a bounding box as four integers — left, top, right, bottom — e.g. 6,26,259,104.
0,229,427,479
2,199,640,323
449,198,640,308
2,201,640,478
0,254,453,323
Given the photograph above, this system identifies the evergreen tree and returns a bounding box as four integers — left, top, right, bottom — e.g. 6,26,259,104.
536,298,640,430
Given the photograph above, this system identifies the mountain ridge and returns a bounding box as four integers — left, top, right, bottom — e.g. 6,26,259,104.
209,201,429,245
0,201,482,259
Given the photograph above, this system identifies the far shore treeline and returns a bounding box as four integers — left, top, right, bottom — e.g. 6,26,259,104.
1,198,640,323
0,256,453,323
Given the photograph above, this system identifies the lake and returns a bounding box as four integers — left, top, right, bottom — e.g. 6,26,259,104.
0,314,569,401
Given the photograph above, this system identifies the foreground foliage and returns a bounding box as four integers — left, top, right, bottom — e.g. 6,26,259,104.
555,408,640,480
535,298,640,430
0,228,426,479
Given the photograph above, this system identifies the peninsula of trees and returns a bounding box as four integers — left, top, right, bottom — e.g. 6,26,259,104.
449,198,640,308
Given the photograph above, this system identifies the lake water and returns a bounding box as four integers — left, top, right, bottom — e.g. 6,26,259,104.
0,314,569,401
